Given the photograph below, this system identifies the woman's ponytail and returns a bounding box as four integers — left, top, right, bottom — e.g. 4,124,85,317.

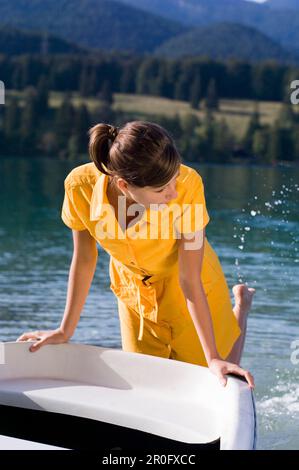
88,120,181,188
88,123,119,175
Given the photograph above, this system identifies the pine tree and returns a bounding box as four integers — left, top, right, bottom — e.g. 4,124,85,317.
36,75,49,116
120,66,134,93
243,101,261,153
267,124,282,164
20,87,38,153
79,66,90,97
204,78,219,110
4,98,20,138
154,73,168,97
91,102,115,127
196,108,215,162
3,98,20,154
55,95,75,152
190,74,201,110
136,57,161,95
173,65,193,101
180,113,200,136
276,102,295,129
252,128,269,163
98,80,113,104
212,119,234,163
73,104,91,155
89,67,98,96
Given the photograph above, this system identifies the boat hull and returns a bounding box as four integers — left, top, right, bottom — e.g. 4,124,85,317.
0,342,256,450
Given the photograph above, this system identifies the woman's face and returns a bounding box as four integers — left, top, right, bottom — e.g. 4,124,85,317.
116,170,180,208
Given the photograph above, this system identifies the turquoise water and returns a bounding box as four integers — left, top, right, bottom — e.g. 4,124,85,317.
0,157,298,450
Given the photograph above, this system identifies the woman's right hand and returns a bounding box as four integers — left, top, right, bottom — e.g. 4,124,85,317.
16,327,69,352
208,358,255,389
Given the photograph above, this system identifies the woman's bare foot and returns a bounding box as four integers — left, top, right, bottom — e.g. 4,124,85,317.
232,284,256,326
226,284,256,364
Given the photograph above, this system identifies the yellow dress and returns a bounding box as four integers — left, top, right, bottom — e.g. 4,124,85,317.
61,162,241,367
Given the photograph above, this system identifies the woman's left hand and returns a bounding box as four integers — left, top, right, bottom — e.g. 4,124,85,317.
208,358,255,389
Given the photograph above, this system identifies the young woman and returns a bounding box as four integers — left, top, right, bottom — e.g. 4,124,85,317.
17,121,255,388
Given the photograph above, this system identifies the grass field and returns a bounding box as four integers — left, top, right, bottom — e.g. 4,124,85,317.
6,90,293,139
112,94,285,138
51,92,295,138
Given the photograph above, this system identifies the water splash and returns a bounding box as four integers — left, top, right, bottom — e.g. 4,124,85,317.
232,179,298,285
258,383,299,418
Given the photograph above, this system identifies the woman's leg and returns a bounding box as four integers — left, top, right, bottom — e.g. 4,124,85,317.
117,298,172,359
169,275,243,367
225,284,256,365
116,277,255,367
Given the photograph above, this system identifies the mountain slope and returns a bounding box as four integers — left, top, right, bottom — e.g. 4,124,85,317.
267,0,299,10
0,26,82,55
116,0,263,25
116,0,299,51
0,0,187,53
154,22,298,64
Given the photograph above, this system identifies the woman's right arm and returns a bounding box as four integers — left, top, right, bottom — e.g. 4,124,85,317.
16,229,98,352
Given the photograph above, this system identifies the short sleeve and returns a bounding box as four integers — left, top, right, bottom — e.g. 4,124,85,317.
174,171,210,235
61,182,86,231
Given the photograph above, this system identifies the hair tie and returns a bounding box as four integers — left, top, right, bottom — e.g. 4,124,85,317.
108,125,119,141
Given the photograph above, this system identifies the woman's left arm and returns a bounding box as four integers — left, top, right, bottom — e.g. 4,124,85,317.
178,229,255,388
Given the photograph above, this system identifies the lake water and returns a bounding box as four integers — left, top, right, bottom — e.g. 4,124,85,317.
0,157,298,450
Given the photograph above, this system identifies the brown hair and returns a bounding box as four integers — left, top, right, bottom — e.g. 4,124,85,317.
88,121,182,188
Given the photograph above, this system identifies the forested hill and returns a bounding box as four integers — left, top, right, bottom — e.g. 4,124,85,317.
0,0,187,53
116,0,299,52
155,22,299,64
0,26,82,55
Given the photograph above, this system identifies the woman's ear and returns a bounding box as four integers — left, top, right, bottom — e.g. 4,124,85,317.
116,178,129,194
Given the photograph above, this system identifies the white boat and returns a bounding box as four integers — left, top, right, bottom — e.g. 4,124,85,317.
0,341,257,450
0,434,66,450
